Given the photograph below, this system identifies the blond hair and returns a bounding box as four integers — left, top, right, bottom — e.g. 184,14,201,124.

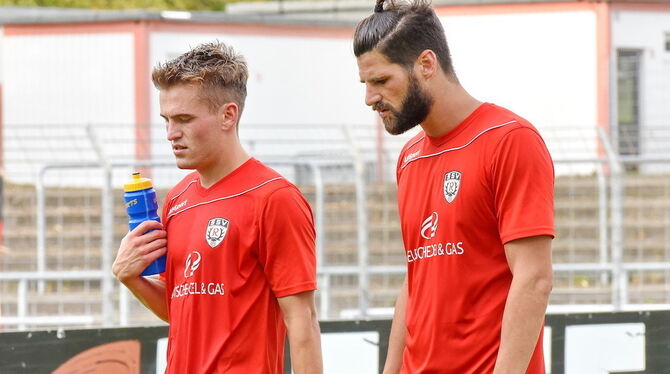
152,41,248,114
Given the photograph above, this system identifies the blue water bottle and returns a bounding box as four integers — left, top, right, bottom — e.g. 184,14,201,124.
123,172,166,276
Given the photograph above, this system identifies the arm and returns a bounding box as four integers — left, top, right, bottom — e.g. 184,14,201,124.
112,220,169,322
383,275,408,374
277,291,323,374
493,235,553,374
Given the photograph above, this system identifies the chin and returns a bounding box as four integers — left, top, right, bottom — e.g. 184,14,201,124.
174,160,195,170
384,122,403,136
383,119,397,133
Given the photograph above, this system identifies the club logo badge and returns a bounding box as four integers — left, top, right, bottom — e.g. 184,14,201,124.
184,251,201,278
420,212,439,240
443,171,462,203
205,217,229,248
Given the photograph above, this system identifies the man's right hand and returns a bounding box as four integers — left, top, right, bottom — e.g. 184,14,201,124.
112,220,167,284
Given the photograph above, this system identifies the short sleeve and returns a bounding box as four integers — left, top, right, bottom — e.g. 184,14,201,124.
258,186,317,298
491,127,555,244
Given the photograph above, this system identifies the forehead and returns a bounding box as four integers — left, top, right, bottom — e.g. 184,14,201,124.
159,84,207,114
357,50,405,81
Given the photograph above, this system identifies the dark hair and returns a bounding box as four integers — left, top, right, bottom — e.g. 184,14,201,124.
353,0,455,77
152,41,248,114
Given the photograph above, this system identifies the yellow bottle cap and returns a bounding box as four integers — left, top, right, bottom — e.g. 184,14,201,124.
123,172,154,192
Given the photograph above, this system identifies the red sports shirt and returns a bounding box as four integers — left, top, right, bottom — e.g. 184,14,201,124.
161,158,317,373
396,103,554,373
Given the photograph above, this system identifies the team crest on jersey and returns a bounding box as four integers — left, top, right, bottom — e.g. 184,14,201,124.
205,218,229,248
443,171,462,203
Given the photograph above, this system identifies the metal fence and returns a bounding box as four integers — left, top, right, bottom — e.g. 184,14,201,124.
3,123,670,330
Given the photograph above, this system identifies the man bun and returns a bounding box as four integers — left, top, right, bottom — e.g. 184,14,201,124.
374,0,385,12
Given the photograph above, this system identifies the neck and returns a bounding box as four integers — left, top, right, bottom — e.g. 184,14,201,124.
198,140,250,189
420,77,482,138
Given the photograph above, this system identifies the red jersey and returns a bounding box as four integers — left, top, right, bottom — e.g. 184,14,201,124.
396,103,554,373
161,158,317,373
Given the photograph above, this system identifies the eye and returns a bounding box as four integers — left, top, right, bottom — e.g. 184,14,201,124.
373,78,388,85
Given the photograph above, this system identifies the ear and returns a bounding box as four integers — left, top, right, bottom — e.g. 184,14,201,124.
219,102,239,131
415,50,438,80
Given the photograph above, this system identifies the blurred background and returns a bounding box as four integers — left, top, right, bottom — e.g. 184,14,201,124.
0,0,669,371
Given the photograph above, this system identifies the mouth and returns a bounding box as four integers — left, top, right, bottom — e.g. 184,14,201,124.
172,144,187,155
377,109,390,118
373,102,391,118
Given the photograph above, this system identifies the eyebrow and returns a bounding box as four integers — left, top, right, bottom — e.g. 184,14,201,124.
160,113,193,120
361,76,386,84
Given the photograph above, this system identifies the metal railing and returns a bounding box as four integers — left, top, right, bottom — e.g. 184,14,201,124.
8,124,396,328
0,271,102,330
4,123,670,330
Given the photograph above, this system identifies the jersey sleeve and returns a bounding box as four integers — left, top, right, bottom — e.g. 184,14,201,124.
258,185,317,298
491,126,555,244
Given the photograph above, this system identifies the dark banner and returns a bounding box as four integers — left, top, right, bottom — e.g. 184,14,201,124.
0,326,167,374
1,311,670,373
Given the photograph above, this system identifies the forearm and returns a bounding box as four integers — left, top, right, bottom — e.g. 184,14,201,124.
121,276,169,322
285,312,323,374
279,291,322,374
493,276,551,374
383,277,408,374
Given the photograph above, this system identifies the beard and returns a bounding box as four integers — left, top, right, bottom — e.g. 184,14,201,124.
375,73,433,135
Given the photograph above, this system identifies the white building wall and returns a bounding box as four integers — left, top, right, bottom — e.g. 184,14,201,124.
612,10,670,129
612,9,670,174
2,32,135,184
3,32,135,125
439,10,600,173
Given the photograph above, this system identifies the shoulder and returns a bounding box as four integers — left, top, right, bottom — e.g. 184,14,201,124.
245,159,295,195
484,106,554,174
259,180,313,222
462,104,547,158
264,184,307,208
480,104,543,141
235,160,308,211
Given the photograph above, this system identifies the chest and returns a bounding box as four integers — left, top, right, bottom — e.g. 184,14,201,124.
401,149,491,204
397,149,496,237
165,196,258,277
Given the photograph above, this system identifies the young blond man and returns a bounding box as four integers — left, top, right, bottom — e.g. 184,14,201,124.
113,42,322,374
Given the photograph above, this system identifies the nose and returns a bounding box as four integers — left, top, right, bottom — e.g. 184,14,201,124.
365,85,381,107
166,121,181,141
